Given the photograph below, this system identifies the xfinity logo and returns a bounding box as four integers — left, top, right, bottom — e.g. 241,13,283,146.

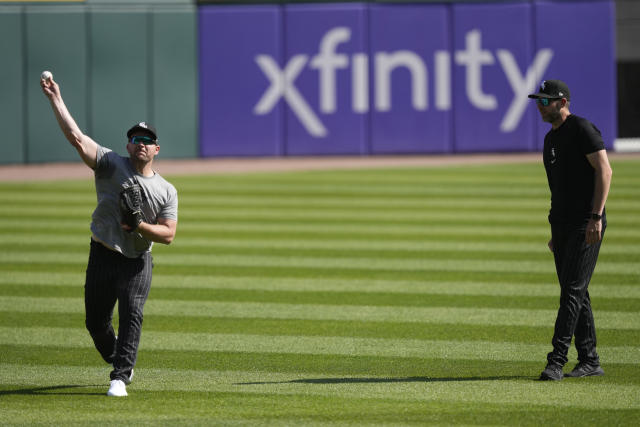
254,27,553,138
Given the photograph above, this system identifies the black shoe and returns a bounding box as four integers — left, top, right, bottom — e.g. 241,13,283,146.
565,363,604,378
539,364,563,381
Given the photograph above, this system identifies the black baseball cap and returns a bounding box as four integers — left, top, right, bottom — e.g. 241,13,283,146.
127,122,158,141
528,80,571,101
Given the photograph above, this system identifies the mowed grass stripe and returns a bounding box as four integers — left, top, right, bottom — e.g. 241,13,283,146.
2,312,637,347
1,326,638,364
3,219,638,243
176,166,546,183
16,210,635,228
0,235,557,255
1,242,573,263
3,260,635,285
0,214,558,230
3,272,639,298
176,184,638,200
3,363,640,410
146,236,640,257
17,205,640,226
3,344,639,389
0,344,568,378
2,296,638,330
4,233,639,256
4,190,640,214
2,242,637,268
4,284,639,312
178,207,640,226
0,160,635,185
2,223,639,247
3,395,639,427
126,244,640,265
3,240,639,265
2,250,636,276
0,192,553,210
3,204,554,221
153,181,552,198
1,230,637,264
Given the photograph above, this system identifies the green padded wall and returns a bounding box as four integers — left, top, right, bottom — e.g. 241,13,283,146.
152,7,198,159
90,6,198,159
25,7,88,163
90,9,150,157
0,7,25,164
1,3,198,164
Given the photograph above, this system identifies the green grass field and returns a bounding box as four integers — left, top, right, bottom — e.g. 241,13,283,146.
1,158,639,425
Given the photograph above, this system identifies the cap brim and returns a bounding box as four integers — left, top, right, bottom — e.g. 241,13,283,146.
528,93,555,99
127,126,157,140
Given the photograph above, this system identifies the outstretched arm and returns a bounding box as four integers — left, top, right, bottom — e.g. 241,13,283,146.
40,75,98,169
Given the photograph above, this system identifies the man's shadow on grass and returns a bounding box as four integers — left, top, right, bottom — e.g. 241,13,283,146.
236,375,532,386
0,384,104,396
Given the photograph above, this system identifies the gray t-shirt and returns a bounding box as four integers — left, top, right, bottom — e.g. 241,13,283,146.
91,145,178,258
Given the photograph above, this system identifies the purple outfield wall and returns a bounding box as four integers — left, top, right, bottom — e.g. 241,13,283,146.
198,1,616,157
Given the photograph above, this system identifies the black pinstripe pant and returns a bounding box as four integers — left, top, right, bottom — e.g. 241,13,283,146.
84,239,152,382
548,220,605,367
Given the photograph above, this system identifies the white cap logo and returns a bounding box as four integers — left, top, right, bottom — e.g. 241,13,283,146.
139,122,148,129
541,81,546,90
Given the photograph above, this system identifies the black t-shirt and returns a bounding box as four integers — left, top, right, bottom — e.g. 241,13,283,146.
543,114,605,224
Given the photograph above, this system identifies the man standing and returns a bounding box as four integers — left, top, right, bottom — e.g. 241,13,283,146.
529,80,612,381
41,74,178,396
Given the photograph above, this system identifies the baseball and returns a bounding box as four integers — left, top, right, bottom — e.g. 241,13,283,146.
41,70,52,81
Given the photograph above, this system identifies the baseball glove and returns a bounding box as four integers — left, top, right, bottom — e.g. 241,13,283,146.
119,182,146,232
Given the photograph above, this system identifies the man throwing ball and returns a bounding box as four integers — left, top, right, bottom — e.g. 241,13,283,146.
41,73,178,396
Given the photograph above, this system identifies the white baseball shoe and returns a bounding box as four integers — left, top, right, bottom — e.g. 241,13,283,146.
107,379,128,397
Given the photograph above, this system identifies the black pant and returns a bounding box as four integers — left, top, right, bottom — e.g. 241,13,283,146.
84,240,152,382
547,221,605,367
